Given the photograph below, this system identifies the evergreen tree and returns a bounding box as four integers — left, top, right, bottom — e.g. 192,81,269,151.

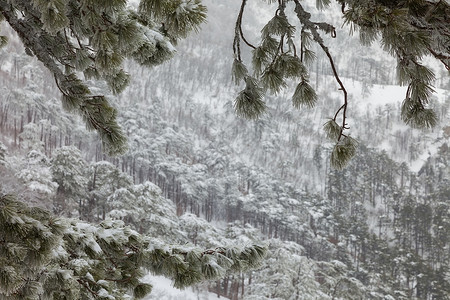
15,150,58,202
244,239,325,300
87,161,133,221
51,146,88,216
107,181,180,237
0,193,266,299
0,142,6,165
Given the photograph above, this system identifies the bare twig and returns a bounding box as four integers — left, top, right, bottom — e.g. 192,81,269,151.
77,278,99,297
234,0,256,61
427,47,450,70
237,0,256,50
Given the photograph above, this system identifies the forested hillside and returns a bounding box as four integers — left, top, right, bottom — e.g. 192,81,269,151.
1,0,449,299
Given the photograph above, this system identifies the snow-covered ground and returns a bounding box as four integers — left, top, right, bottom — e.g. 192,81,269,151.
142,275,219,300
341,78,449,172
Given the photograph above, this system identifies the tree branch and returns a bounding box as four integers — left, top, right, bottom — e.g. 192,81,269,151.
292,0,348,141
237,0,256,50
234,0,256,61
0,0,126,155
427,47,450,70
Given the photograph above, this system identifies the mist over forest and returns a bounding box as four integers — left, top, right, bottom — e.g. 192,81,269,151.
0,0,449,299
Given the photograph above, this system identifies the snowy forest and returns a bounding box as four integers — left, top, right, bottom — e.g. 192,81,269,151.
0,0,450,299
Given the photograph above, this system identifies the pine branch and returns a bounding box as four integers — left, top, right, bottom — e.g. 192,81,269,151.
237,0,256,50
427,47,450,70
234,0,256,61
77,278,99,298
292,0,349,142
0,194,267,299
0,0,127,156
